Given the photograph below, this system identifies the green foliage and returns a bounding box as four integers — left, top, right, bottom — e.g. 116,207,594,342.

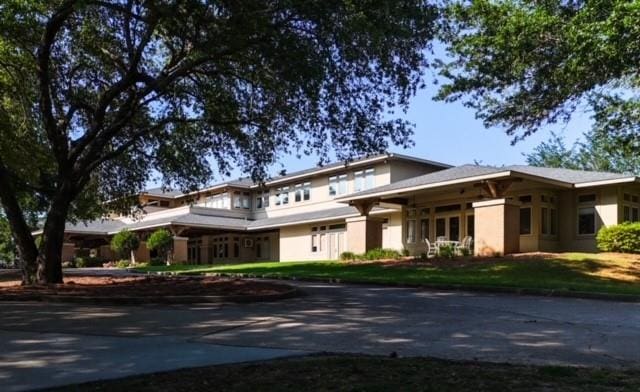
73,256,104,268
363,248,402,261
597,223,640,253
0,0,438,283
147,229,173,254
340,251,357,261
0,214,15,264
437,0,640,144
437,244,456,259
110,229,140,259
402,248,411,257
149,257,166,267
116,259,131,269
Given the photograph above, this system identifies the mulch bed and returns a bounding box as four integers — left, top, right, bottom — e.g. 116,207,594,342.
0,274,295,299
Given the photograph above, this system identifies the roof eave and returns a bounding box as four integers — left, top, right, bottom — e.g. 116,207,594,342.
574,177,638,188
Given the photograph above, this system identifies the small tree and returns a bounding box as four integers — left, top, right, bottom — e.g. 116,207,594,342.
110,229,140,264
146,229,174,265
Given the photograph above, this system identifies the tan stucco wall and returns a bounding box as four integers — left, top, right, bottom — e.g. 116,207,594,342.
279,222,346,261
173,236,188,263
382,211,403,250
473,199,520,256
346,216,383,254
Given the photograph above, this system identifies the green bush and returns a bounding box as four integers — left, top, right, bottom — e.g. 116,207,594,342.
73,256,104,268
340,251,357,261
147,229,174,264
363,248,401,260
401,248,410,257
437,244,456,259
116,259,131,269
597,222,640,253
149,256,166,266
111,229,140,261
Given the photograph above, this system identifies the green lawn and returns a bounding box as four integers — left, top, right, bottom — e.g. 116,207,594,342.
50,355,640,392
134,253,640,297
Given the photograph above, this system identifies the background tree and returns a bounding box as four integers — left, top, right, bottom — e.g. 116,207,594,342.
146,228,173,265
526,129,640,174
110,229,140,264
436,1,640,144
0,212,15,266
0,0,438,284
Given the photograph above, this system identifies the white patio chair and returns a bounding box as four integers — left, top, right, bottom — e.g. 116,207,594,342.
436,236,447,243
424,238,437,258
456,236,473,255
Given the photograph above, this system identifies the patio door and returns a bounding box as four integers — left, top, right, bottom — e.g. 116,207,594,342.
328,231,345,260
435,215,461,241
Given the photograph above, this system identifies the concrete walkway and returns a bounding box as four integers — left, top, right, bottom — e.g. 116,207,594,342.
1,281,640,390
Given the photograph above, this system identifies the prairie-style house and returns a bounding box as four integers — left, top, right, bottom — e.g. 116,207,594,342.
50,153,640,263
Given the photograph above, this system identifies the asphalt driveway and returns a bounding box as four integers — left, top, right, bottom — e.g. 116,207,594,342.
1,281,640,390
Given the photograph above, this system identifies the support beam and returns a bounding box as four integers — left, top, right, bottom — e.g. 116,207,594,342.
475,178,522,198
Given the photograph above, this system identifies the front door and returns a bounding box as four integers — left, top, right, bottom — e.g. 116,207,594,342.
435,215,460,241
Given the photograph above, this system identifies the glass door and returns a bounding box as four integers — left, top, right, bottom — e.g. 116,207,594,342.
435,215,461,241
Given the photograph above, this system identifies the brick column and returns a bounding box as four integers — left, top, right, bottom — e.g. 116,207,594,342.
172,236,189,263
346,216,383,255
62,243,77,262
473,198,520,256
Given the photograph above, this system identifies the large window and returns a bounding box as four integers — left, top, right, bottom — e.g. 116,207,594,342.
540,194,557,236
420,218,429,242
577,194,597,235
520,208,532,235
328,174,348,196
275,186,289,206
466,215,474,237
294,182,311,202
354,168,375,192
578,207,596,235
204,192,230,209
406,220,416,243
623,193,640,222
255,191,270,209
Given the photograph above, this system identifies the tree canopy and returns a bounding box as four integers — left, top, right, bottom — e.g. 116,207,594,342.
437,0,640,143
110,229,140,262
0,0,438,283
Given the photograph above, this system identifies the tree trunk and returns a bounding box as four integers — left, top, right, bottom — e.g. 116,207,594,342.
130,249,136,265
0,166,39,284
36,191,72,284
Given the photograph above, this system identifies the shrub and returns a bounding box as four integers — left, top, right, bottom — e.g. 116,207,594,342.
340,251,357,261
363,248,401,260
62,261,75,268
111,229,140,263
597,222,640,253
437,244,456,259
401,248,410,257
146,228,174,264
149,256,166,266
73,256,104,268
116,259,131,269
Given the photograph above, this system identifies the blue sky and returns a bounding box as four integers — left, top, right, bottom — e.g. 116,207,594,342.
246,85,592,180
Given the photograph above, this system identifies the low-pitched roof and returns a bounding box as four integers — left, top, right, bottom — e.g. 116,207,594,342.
339,164,637,201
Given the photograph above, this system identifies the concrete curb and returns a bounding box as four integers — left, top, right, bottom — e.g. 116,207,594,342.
0,287,301,305
194,272,640,303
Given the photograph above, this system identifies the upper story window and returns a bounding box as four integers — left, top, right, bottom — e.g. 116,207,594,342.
354,168,375,192
255,191,270,209
328,174,348,196
204,192,230,209
233,191,251,209
294,182,311,202
275,186,289,206
577,193,596,235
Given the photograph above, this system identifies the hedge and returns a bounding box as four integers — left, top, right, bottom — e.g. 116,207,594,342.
596,222,640,253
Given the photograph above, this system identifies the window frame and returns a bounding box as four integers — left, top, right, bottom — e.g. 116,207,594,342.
577,193,597,236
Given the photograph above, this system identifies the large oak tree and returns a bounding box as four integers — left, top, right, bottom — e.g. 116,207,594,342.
0,1,437,284
437,0,640,146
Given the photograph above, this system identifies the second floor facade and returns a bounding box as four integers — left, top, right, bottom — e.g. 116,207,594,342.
137,153,450,220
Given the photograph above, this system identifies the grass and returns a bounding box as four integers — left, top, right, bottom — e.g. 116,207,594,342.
48,354,640,391
133,252,640,297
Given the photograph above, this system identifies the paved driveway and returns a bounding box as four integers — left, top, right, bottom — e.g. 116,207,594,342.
1,281,640,390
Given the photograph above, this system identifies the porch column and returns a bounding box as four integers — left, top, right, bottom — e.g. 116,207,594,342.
472,198,520,256
346,216,383,254
62,242,77,262
172,236,189,263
